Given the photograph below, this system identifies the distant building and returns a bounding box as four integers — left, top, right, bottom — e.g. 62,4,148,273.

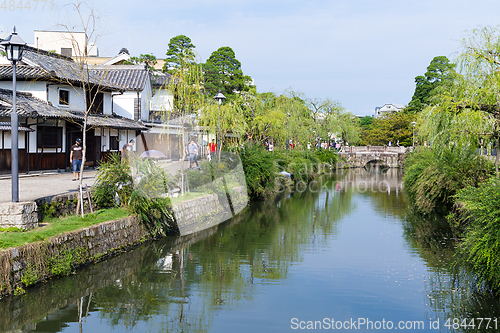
33,30,99,57
374,104,405,118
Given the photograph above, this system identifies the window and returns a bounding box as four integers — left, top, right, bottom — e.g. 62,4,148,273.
59,89,69,105
61,48,72,56
109,136,119,150
37,126,63,148
86,86,104,114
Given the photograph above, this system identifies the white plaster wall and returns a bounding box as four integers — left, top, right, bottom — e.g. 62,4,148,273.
150,89,174,112
46,84,86,111
0,81,47,101
0,131,26,149
141,80,152,122
113,92,135,119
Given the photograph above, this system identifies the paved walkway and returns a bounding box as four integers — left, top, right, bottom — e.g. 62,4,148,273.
0,170,97,203
0,160,191,203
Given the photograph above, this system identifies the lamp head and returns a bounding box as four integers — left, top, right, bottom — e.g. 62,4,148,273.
213,91,226,105
1,27,26,62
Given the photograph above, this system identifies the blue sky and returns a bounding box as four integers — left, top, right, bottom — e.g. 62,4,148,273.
3,0,500,115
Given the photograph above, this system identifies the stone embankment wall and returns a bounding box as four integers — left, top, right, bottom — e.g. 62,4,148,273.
0,186,249,298
0,215,152,298
172,186,248,236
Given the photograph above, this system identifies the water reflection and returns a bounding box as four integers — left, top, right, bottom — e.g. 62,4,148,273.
2,169,500,333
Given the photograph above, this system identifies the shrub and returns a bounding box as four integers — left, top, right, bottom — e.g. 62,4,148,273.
403,147,493,214
129,157,176,236
240,144,278,199
93,153,134,208
452,178,500,290
314,149,338,165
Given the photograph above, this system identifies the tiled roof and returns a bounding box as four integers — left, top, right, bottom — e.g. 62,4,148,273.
86,113,148,131
92,65,149,91
0,65,51,80
0,47,123,91
151,71,173,88
0,88,84,121
0,122,34,132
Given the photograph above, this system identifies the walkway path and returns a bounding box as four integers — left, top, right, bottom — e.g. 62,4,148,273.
0,170,97,203
0,159,190,203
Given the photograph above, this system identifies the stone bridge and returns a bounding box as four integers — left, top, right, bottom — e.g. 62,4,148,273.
339,146,408,169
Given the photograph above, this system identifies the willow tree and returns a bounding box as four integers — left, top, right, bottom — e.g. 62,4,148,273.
309,97,362,147
198,100,247,157
419,26,500,174
237,91,285,144
167,59,205,193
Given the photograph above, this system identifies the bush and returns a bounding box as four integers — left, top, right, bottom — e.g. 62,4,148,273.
240,144,278,199
93,153,133,208
314,149,338,165
452,178,500,290
403,147,493,214
93,153,176,236
129,157,176,236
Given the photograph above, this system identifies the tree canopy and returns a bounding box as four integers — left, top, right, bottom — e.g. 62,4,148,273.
359,112,415,147
125,53,157,71
407,56,456,113
163,35,196,74
203,46,253,98
417,26,500,173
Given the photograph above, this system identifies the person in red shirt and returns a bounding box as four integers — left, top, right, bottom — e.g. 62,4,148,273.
207,139,217,161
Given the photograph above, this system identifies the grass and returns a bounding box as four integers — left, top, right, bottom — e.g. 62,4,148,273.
0,208,130,250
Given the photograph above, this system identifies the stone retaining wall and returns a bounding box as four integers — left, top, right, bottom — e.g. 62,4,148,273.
0,186,249,298
0,215,151,298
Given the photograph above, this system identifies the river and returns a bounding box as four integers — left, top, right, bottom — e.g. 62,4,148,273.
1,169,500,332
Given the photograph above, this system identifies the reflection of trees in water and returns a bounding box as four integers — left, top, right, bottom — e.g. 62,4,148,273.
185,175,354,314
402,210,500,332
6,175,354,333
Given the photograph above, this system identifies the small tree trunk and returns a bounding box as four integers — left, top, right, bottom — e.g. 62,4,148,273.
496,136,499,177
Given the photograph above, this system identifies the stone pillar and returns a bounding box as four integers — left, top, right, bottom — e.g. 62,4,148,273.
0,201,38,230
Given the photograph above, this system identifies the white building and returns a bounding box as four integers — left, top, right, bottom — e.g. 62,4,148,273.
374,104,405,118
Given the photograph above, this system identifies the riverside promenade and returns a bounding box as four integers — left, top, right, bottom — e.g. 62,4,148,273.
0,159,188,203
0,170,97,203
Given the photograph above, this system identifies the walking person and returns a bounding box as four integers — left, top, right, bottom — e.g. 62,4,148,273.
208,139,217,161
120,140,135,163
70,138,83,181
187,140,199,169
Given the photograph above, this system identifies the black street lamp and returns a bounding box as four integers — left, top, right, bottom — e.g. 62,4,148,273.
1,27,26,202
213,90,226,159
411,121,416,148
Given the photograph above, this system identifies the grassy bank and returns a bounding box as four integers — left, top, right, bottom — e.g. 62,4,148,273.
0,208,129,250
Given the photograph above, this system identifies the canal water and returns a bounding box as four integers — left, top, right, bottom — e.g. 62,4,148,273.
1,169,500,332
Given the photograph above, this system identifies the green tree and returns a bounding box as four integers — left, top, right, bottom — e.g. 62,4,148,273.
407,56,456,113
308,98,360,146
125,53,157,71
418,27,500,173
203,46,253,98
359,112,415,146
359,116,374,129
162,35,196,74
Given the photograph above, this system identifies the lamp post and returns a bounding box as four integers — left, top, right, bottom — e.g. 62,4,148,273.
213,90,226,160
1,27,26,203
411,121,416,149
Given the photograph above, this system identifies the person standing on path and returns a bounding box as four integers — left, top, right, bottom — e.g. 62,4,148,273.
121,139,135,162
187,140,199,168
208,139,217,161
70,138,83,181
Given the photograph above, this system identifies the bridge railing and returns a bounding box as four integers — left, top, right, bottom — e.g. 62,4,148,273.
341,146,407,154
